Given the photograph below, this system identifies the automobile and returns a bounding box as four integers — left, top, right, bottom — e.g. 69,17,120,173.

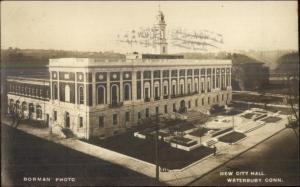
285,118,299,128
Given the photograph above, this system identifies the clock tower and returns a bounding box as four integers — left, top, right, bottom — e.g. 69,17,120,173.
156,10,168,54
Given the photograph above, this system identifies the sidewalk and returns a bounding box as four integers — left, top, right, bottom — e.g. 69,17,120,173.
1,115,288,186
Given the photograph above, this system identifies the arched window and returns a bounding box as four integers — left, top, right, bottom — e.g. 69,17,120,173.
65,85,70,102
111,84,119,105
79,86,84,104
187,79,192,94
194,78,199,93
36,105,42,119
97,86,105,104
171,80,177,96
22,102,27,112
144,82,151,100
154,81,160,99
124,84,131,101
180,79,185,95
163,80,168,96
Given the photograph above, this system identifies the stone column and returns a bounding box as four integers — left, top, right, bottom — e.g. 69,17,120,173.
160,70,163,99
169,69,172,98
141,71,144,100
92,72,96,106
132,71,137,101
150,70,154,101
83,73,87,105
192,69,195,93
214,68,217,89
57,72,60,101
75,73,78,106
120,72,123,102
177,69,180,95
107,72,110,105
185,69,188,94
50,73,53,101
229,68,232,86
205,69,208,93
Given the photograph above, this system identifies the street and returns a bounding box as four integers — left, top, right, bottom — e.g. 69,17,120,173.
1,125,163,186
190,127,299,186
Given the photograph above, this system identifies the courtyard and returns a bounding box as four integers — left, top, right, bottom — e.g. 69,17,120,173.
81,105,285,171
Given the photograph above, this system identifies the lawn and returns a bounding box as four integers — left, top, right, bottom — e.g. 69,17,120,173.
189,128,210,137
218,131,246,143
241,113,255,119
84,131,214,170
232,93,283,104
261,116,282,123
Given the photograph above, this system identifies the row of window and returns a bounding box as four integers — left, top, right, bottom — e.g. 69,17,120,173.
96,94,229,128
8,84,49,98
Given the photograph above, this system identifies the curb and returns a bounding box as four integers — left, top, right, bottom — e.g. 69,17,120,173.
186,126,287,186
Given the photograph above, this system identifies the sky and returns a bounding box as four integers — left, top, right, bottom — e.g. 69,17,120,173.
1,1,298,53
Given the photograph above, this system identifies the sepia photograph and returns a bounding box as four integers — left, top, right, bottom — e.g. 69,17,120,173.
1,1,299,186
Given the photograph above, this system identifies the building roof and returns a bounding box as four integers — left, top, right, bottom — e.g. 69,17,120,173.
49,57,231,68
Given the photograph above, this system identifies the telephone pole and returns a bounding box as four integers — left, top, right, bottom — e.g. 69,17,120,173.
155,114,159,183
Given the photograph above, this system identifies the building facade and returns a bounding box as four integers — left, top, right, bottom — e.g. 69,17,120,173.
6,11,232,139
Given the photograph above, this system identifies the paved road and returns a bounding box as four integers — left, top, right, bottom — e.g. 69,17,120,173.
189,127,299,186
1,125,163,186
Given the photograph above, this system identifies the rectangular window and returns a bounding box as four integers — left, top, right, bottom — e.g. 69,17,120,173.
222,94,224,101
54,111,57,121
156,106,159,115
202,98,205,105
188,101,191,108
146,108,149,118
79,117,83,128
138,112,141,119
99,116,104,127
113,114,118,125
208,97,210,104
195,99,198,107
164,105,168,114
173,103,176,112
125,112,130,122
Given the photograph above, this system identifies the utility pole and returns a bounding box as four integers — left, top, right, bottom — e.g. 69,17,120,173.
155,114,160,183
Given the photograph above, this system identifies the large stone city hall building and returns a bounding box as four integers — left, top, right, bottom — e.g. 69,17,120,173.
6,11,232,139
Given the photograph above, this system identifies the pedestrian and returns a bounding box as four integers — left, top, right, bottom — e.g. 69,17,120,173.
213,145,217,156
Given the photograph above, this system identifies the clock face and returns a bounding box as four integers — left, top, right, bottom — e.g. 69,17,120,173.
125,73,129,78
79,74,83,80
227,69,230,73
222,69,225,73
98,74,104,80
112,74,117,79
53,73,57,78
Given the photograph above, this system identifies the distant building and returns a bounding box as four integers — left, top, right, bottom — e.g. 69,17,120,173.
231,54,269,91
6,11,232,139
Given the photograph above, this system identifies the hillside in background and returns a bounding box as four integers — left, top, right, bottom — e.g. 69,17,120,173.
1,48,125,68
237,50,297,70
1,48,297,71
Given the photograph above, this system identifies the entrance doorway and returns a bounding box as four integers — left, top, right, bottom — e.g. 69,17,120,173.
179,100,187,113
46,114,49,127
65,112,70,128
